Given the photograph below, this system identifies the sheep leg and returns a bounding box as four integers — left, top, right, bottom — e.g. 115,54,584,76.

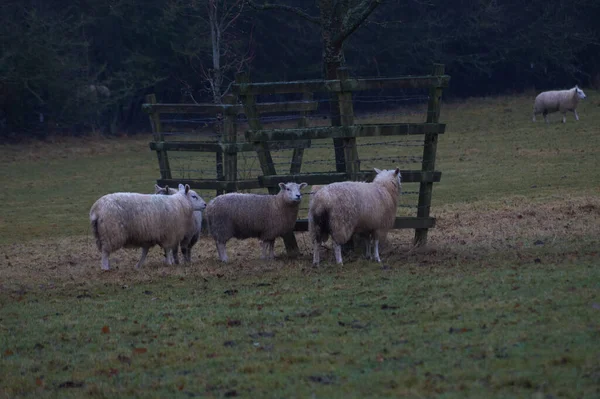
373,239,382,263
312,240,321,266
562,113,566,123
216,242,228,262
260,241,267,259
268,240,275,259
182,246,192,263
101,250,111,271
364,237,372,259
543,110,549,123
172,245,180,265
136,247,149,269
574,110,580,121
164,248,176,266
333,242,343,265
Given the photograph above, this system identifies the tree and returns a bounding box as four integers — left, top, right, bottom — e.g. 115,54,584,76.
165,0,253,104
247,1,382,80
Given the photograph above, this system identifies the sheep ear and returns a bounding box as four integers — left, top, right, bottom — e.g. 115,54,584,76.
279,182,286,190
299,182,308,189
394,168,400,176
374,168,382,174
154,184,162,193
185,184,190,194
178,183,185,192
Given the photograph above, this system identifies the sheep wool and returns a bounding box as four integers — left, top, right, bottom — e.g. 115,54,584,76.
309,168,402,266
89,184,206,270
533,85,586,123
205,182,307,262
154,184,206,264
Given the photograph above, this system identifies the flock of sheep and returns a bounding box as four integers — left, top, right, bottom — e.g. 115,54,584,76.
88,85,588,270
89,168,402,270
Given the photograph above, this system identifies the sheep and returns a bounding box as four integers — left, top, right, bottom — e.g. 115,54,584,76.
154,184,205,264
310,184,373,256
309,168,402,266
205,182,308,262
89,184,207,270
532,85,587,123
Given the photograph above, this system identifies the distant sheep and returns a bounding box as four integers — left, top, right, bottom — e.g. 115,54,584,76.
309,168,402,266
533,85,586,123
89,184,206,270
205,182,307,262
154,184,206,264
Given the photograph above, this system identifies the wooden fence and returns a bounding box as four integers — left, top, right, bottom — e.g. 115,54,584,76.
143,64,450,256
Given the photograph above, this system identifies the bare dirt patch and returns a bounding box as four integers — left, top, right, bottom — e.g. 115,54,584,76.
1,195,598,290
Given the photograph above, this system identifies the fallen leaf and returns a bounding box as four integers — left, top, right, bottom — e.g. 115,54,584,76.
117,354,131,365
132,347,147,354
4,349,14,356
101,325,110,334
177,384,184,391
227,319,241,327
35,377,44,387
58,381,84,388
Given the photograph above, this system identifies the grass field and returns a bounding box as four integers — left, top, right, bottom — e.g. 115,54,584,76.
1,91,599,398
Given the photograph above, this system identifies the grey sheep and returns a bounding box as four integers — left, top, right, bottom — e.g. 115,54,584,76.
154,184,206,264
89,184,206,270
205,182,307,262
309,168,402,266
532,85,587,123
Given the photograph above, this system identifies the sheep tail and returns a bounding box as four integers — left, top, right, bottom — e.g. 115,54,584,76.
90,212,102,251
311,202,330,242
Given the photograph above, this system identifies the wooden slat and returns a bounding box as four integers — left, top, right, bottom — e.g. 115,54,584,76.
257,101,318,114
415,63,446,246
258,170,441,186
142,101,318,115
246,123,445,142
293,217,436,232
142,103,229,114
234,75,450,95
341,76,450,92
149,141,222,152
156,179,262,191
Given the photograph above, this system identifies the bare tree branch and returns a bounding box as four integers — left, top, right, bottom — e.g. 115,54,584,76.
245,0,321,24
334,0,382,47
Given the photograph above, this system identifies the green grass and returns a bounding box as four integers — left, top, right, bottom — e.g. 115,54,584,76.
1,257,599,398
1,91,599,398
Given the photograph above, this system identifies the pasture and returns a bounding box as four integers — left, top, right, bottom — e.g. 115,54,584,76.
1,92,599,398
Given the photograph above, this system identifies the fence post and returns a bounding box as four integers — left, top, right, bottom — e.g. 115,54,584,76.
145,94,172,180
289,92,312,174
414,63,445,246
222,94,238,193
336,68,360,180
236,72,300,257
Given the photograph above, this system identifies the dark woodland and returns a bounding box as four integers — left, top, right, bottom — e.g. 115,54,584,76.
1,0,598,138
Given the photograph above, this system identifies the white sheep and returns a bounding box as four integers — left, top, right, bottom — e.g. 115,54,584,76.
205,182,307,262
309,168,402,266
154,184,205,264
310,184,372,256
532,85,587,123
89,184,206,270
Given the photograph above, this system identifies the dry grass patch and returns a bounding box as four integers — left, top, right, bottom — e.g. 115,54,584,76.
2,194,597,290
